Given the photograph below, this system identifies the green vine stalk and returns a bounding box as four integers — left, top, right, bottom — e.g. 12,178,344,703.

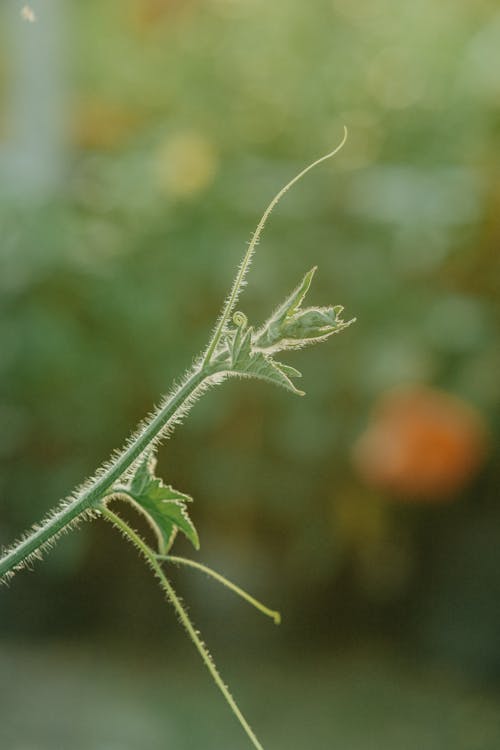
0,129,353,749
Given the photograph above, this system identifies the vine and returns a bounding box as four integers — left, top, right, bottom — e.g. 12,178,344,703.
0,130,353,749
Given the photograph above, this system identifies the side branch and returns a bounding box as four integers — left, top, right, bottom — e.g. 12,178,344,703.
102,506,265,750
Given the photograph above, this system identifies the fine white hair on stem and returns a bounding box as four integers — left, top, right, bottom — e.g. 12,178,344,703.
0,505,99,585
102,506,266,750
203,127,348,364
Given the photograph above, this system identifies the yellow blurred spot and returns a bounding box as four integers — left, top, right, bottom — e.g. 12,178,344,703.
21,5,36,22
334,489,387,550
333,489,414,598
155,131,218,199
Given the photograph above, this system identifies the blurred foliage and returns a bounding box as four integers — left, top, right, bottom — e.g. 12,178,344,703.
2,642,500,749
0,0,500,683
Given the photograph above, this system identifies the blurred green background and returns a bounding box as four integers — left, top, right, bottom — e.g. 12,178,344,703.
1,0,500,747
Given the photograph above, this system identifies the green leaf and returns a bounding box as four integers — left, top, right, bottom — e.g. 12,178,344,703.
115,453,199,554
212,267,353,396
253,267,355,352
240,350,305,396
224,320,304,395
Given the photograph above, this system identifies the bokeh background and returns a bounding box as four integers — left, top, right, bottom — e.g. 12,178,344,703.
1,0,500,747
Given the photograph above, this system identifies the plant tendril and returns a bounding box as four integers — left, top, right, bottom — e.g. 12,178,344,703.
157,554,281,625
203,127,348,365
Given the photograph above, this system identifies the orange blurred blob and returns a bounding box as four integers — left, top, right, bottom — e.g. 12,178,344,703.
71,98,141,151
353,386,489,501
129,0,195,31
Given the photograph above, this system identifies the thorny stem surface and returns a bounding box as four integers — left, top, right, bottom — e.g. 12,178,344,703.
203,128,348,366
0,368,206,580
102,506,265,750
0,135,350,749
0,130,348,583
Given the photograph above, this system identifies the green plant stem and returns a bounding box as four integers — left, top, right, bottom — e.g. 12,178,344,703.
101,505,265,750
0,368,206,580
203,127,348,366
158,554,281,624
1,136,349,584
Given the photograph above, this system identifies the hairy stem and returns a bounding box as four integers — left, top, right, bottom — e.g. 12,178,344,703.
102,506,265,750
1,135,348,583
0,368,207,581
203,127,348,365
158,554,281,624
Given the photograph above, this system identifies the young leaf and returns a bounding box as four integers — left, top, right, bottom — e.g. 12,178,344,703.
111,453,199,554
220,317,304,395
253,267,355,353
212,266,354,396
238,349,305,396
